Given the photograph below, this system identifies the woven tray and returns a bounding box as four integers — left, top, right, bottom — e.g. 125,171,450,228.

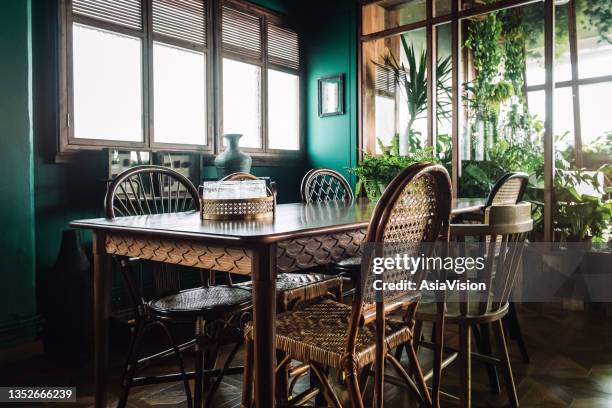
200,184,276,221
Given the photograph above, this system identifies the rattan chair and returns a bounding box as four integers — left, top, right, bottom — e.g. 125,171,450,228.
242,163,452,407
106,165,252,408
415,202,533,408
300,168,354,204
221,171,344,311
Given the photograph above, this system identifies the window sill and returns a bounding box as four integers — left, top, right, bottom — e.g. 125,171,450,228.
56,145,305,167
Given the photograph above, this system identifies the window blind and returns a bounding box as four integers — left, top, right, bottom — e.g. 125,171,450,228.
222,6,262,59
72,0,143,30
267,23,299,70
152,0,207,47
375,65,396,97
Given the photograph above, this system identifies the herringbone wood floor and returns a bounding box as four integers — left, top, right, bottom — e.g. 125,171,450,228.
2,304,612,407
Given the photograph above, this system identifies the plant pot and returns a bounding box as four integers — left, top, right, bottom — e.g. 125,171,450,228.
214,134,252,179
565,234,593,250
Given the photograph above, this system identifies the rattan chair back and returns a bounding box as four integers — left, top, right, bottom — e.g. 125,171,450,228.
105,165,199,218
486,172,529,207
449,202,533,316
105,165,200,304
300,168,354,204
346,163,452,355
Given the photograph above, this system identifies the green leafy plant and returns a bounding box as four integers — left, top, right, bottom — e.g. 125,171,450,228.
376,37,452,146
555,167,612,241
348,134,436,200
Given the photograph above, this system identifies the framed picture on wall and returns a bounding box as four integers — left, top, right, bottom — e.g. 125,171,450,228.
318,74,345,117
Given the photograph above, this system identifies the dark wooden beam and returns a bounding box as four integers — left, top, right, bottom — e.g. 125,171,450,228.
426,0,437,148
544,0,555,242
451,0,460,199
567,0,583,167
360,0,542,42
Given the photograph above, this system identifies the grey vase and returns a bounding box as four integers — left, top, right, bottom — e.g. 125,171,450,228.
214,133,252,179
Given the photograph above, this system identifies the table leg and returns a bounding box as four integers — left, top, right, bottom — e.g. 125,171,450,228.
93,231,111,408
252,243,277,408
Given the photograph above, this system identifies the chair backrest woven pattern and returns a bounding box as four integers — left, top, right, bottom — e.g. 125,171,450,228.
486,172,529,207
345,163,452,358
300,168,354,204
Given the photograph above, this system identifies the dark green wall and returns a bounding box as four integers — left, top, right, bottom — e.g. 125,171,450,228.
0,0,38,347
30,0,307,338
1,0,357,348
302,0,359,186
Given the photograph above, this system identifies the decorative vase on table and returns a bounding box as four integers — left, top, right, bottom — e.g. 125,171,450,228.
214,133,252,179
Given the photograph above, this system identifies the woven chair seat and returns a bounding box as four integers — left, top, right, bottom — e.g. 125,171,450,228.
148,286,252,318
246,300,412,369
237,272,341,293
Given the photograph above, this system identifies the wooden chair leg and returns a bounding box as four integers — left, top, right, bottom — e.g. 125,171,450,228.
241,335,254,408
459,324,472,408
120,321,142,387
393,344,404,361
117,322,147,408
345,363,365,408
477,323,501,394
493,320,519,408
358,363,371,400
275,351,289,405
311,363,342,408
413,319,424,355
507,303,530,364
156,322,193,408
194,318,205,408
406,341,432,407
431,306,445,408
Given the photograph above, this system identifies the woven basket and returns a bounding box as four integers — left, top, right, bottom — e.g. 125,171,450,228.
200,184,276,221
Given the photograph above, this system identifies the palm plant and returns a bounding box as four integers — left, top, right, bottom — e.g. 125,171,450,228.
375,36,452,153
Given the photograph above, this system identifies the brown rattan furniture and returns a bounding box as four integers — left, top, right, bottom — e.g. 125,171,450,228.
221,171,344,310
300,168,354,204
106,165,252,408
242,163,452,407
72,196,484,408
415,202,533,408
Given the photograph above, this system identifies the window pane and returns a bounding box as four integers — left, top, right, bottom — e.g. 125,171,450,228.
72,24,143,142
524,4,570,86
374,95,395,154
575,0,612,79
222,58,261,148
527,87,574,148
579,82,612,146
153,43,206,145
268,70,299,150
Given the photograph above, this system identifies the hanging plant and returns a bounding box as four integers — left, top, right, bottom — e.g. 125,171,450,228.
581,0,612,44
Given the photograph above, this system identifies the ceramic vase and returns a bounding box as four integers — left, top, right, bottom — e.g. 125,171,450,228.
214,133,252,179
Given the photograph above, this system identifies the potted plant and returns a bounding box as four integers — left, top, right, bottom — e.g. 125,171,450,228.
376,38,452,156
554,167,612,244
348,134,436,201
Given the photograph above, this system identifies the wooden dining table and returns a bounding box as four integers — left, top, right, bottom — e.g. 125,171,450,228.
71,197,484,408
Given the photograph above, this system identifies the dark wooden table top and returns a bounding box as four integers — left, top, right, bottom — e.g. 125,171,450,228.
71,198,485,244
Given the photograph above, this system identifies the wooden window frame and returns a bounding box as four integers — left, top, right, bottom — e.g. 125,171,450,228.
358,0,557,240
57,0,304,164
217,0,304,159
